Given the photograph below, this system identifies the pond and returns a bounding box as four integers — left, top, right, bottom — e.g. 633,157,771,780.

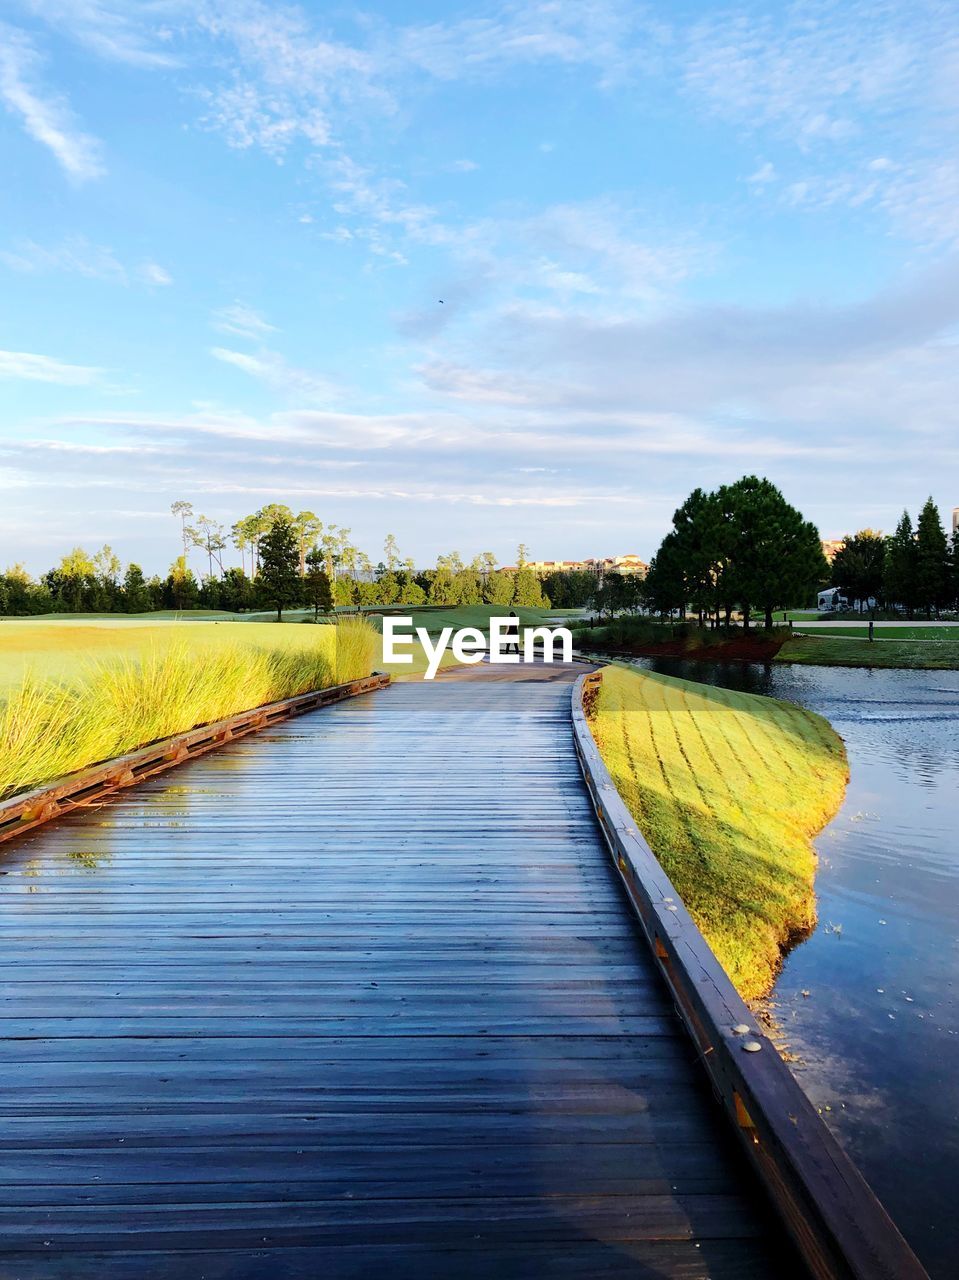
633,658,959,1279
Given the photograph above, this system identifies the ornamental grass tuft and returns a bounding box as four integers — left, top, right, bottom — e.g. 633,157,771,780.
0,617,377,800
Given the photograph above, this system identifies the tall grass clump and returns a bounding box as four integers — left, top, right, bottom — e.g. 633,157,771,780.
0,618,377,800
589,663,848,1000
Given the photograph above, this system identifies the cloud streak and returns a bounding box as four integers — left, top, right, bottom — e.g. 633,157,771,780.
0,24,105,180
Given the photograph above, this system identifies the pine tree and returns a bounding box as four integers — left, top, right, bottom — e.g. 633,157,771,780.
257,516,301,621
882,511,917,615
915,497,949,616
305,548,333,620
122,563,151,613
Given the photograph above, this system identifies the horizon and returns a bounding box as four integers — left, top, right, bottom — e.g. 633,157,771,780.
2,0,958,574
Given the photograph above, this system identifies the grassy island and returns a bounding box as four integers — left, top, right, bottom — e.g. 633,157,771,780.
588,663,848,1000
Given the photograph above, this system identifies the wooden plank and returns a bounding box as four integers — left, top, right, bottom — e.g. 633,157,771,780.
0,668,796,1276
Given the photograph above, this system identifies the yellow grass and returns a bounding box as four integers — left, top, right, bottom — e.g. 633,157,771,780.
589,664,848,1000
0,618,377,799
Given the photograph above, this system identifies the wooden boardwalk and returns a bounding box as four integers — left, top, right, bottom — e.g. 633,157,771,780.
0,665,798,1278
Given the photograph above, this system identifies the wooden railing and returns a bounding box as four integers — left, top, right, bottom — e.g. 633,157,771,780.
0,672,390,848
572,668,927,1280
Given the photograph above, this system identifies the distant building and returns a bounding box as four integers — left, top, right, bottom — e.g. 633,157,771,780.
820,539,844,563
505,555,648,577
953,507,958,537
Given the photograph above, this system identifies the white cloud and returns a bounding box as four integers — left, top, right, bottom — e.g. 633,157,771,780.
0,235,125,279
210,302,277,340
0,349,102,385
17,0,183,68
447,158,478,172
210,346,338,401
747,161,776,186
138,260,173,286
0,23,105,180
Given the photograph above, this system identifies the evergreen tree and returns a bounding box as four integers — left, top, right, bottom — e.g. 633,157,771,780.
513,567,546,607
165,555,199,610
882,511,917,615
305,548,334,619
397,573,426,606
485,571,515,606
427,566,458,605
915,497,949,616
122,563,151,613
831,530,886,613
257,516,301,621
219,567,254,612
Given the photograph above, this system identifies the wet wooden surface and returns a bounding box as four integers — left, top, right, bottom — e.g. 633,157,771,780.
0,664,798,1277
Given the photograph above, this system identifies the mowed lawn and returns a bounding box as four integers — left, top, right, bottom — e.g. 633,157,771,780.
779,629,959,668
589,663,848,1000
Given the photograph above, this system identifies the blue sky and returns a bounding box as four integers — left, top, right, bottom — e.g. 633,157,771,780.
1,0,958,574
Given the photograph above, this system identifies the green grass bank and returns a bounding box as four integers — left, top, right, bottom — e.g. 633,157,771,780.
588,663,848,1000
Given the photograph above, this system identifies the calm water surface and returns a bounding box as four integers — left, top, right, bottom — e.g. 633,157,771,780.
634,658,959,1278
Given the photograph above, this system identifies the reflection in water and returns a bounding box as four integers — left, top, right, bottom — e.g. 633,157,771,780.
634,658,959,1279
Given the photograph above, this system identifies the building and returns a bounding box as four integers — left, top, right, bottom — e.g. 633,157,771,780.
953,508,958,537
509,555,648,577
820,539,844,563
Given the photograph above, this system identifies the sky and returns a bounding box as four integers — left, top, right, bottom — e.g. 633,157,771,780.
1,0,958,575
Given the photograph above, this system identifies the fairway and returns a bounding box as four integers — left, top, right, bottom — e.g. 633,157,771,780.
588,663,848,999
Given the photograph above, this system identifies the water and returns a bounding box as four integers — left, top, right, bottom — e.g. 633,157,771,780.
633,658,959,1278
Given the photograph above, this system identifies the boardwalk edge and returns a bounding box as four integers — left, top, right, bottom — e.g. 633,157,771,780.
571,668,927,1280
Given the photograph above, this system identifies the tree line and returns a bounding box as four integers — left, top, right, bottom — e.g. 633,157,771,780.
0,502,610,618
830,498,959,616
641,476,828,629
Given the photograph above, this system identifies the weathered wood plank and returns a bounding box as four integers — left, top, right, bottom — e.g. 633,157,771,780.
0,667,795,1276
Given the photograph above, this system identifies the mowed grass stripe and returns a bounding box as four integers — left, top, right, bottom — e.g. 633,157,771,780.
589,664,848,999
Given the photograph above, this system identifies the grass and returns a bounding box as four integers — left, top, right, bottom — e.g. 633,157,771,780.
779,632,959,669
792,623,959,639
588,663,848,1000
0,617,377,799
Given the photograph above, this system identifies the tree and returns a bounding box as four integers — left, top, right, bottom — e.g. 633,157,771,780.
92,544,122,611
293,511,323,576
397,572,426,605
219,567,255,612
427,566,458,605
171,500,193,559
883,511,917,615
915,497,949,616
122,563,151,613
187,515,226,579
257,516,301,621
516,543,529,569
304,547,333,619
642,534,686,620
383,533,400,572
165,555,199,610
484,571,515,606
48,547,97,612
831,530,886,613
513,567,547,607
716,477,826,629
